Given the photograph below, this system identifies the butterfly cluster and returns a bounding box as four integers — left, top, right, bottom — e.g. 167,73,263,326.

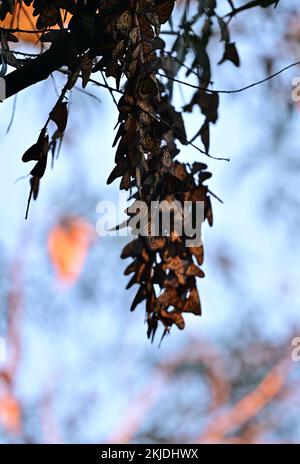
0,0,279,340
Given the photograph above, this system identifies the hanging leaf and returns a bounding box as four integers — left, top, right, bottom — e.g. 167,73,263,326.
130,285,147,311
218,42,240,67
80,55,93,88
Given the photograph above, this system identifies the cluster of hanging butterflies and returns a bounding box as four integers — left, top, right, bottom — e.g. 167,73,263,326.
1,1,265,340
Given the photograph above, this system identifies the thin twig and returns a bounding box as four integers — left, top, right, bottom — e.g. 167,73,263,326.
6,93,18,134
25,185,33,220
101,71,118,106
